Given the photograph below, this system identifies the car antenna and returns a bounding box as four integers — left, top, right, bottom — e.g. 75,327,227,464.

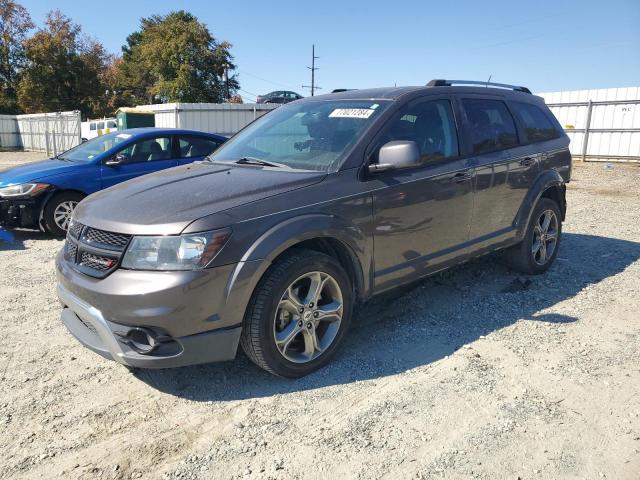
486,75,492,88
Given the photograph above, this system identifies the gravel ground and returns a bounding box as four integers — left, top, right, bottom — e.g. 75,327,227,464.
1,152,639,480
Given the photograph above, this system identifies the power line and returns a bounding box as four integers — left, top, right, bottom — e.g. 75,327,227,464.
237,70,299,91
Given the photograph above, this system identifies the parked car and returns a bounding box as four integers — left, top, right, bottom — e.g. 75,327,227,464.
81,118,118,142
0,128,226,236
57,80,571,377
256,90,303,104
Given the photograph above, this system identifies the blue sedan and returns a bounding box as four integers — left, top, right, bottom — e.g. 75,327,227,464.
0,128,226,236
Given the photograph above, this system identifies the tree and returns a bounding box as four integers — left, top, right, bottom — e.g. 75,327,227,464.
0,0,33,113
17,10,107,116
118,11,239,104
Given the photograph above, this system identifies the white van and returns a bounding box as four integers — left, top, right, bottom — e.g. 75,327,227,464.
81,118,118,142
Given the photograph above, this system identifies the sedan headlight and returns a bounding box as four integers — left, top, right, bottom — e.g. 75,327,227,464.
121,228,231,271
0,183,49,197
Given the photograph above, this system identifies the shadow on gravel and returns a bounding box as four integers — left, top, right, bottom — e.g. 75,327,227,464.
135,233,640,401
0,228,52,251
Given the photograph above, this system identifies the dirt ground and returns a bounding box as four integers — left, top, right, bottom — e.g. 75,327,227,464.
0,152,639,480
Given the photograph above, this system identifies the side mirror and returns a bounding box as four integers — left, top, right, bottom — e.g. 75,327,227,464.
105,154,126,166
368,141,421,173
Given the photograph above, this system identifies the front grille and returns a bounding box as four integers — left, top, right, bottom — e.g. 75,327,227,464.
64,225,130,278
79,252,117,272
65,241,78,262
83,227,130,250
68,221,84,239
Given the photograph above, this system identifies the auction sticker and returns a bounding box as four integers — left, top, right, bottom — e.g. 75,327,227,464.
329,108,374,119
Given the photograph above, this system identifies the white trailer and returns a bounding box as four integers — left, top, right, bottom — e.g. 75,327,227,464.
80,118,118,141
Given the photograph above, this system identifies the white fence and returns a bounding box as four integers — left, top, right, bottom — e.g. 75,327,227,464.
0,110,82,154
0,114,19,149
17,111,82,154
538,87,640,162
134,103,278,137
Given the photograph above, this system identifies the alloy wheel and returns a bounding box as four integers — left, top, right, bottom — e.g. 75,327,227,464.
273,271,344,363
531,209,558,266
53,200,78,232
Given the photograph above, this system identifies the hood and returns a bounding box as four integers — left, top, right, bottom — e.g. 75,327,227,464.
74,162,326,235
0,158,84,186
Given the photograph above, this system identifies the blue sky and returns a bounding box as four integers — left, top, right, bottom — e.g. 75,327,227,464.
20,0,640,101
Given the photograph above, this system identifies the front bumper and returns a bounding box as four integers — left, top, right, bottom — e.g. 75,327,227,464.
58,283,241,368
56,250,266,368
0,198,41,228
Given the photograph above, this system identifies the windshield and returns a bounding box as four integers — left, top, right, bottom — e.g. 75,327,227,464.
59,132,134,163
209,100,389,171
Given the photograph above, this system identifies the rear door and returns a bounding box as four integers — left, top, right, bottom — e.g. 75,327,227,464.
369,96,474,290
101,135,176,189
176,135,224,166
458,96,539,240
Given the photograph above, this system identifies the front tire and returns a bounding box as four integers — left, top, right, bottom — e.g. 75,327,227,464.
43,191,84,237
506,197,562,274
240,248,353,378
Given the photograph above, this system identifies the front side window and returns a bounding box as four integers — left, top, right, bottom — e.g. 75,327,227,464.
379,99,459,163
117,137,172,163
89,123,96,131
209,100,390,171
178,136,221,158
511,101,560,143
462,98,518,154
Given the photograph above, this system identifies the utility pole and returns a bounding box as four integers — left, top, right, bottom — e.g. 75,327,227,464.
302,44,321,96
223,63,230,101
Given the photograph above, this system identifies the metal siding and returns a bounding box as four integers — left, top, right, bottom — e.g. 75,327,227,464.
539,87,640,162
133,103,278,137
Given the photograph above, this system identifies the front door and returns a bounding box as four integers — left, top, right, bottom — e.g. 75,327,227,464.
101,135,176,189
369,97,474,291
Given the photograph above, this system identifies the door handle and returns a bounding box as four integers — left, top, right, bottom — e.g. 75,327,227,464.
451,171,473,183
520,157,536,167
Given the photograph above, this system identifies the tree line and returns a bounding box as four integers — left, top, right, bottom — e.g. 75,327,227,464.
0,1,241,118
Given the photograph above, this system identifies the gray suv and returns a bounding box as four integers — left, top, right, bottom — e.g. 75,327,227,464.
56,79,571,377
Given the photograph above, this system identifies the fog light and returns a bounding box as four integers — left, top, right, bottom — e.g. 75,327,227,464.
115,327,171,355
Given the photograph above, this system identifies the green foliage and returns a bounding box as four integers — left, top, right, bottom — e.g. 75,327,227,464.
17,10,108,116
0,0,33,113
118,10,238,104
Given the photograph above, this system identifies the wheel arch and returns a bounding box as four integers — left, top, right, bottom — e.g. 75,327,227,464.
39,188,88,230
514,170,566,240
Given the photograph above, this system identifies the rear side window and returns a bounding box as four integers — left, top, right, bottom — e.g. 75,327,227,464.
462,99,518,154
511,101,560,143
178,136,221,158
380,99,459,163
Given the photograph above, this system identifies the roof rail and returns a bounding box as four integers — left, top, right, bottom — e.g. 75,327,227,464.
331,88,355,93
426,79,531,94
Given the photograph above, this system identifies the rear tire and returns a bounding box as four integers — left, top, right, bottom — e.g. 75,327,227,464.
43,191,84,237
240,248,353,378
506,197,562,275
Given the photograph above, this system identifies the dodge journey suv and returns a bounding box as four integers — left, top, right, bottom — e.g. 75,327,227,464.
56,79,571,377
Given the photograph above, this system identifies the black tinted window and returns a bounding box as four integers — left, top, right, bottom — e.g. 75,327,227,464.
511,101,560,143
381,99,459,163
178,136,221,158
462,99,518,154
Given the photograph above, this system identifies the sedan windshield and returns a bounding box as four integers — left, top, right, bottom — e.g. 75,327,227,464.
209,100,389,171
58,132,134,163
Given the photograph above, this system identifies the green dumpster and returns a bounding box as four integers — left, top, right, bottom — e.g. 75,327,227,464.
116,108,155,130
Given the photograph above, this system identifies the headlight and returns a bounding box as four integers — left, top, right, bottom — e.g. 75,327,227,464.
121,228,231,271
0,183,49,197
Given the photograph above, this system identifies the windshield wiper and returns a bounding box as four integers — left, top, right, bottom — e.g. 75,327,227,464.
234,157,290,169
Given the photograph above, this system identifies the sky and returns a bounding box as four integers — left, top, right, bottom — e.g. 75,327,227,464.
19,0,640,102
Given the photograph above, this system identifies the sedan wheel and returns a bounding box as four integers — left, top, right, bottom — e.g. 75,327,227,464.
53,200,78,232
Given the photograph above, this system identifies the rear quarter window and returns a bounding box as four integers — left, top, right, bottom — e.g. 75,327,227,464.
511,101,560,143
